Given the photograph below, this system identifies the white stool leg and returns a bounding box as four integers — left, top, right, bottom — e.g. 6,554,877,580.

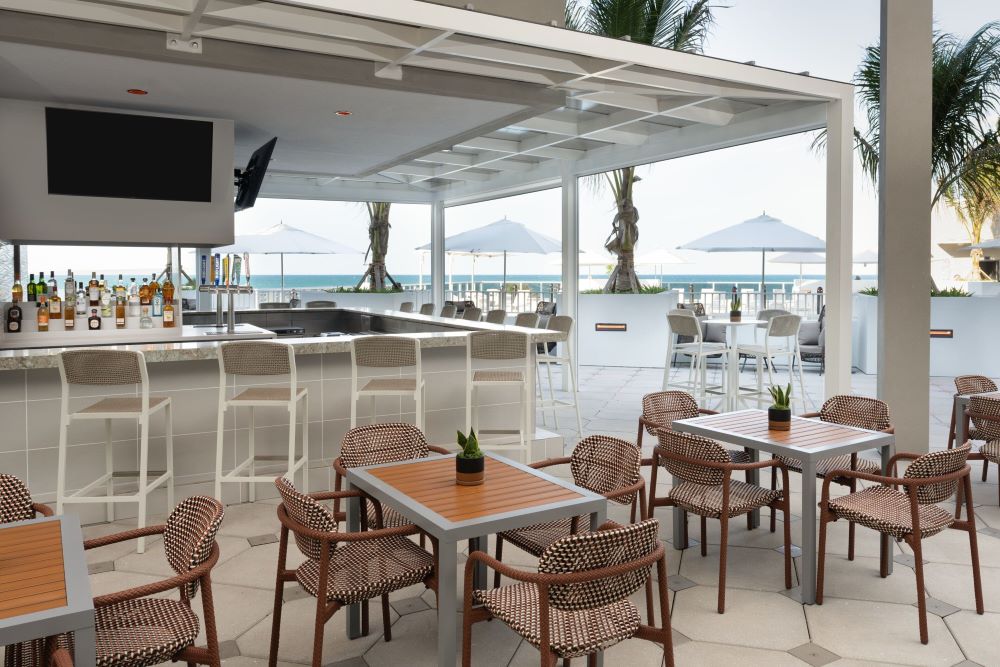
248,407,256,503
165,403,174,513
471,386,480,434
214,401,226,503
350,389,358,428
301,394,309,494
520,381,529,464
104,418,114,523
536,362,548,428
544,358,558,430
370,395,377,426
136,414,150,554
415,386,424,431
662,337,674,390
568,358,583,436
286,402,297,484
56,414,69,516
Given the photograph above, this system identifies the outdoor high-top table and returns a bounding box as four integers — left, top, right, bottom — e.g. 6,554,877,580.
953,390,1000,444
344,452,607,667
671,409,895,604
0,515,96,667
703,318,766,411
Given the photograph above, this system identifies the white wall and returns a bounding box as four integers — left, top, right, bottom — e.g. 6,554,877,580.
0,98,235,246
577,292,679,367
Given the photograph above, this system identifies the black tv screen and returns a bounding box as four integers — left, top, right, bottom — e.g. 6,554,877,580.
45,107,214,202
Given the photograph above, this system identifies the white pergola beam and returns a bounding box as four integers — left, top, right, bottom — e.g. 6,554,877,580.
0,0,183,31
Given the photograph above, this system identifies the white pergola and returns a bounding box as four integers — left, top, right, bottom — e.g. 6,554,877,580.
0,0,854,398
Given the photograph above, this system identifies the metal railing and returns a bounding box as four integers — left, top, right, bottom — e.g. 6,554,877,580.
445,285,560,314
680,289,823,318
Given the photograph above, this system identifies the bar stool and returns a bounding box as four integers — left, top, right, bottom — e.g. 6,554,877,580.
736,313,808,409
663,310,727,398
57,349,174,554
514,312,539,328
485,309,506,324
462,306,483,321
419,303,435,316
535,315,584,435
351,336,424,430
440,304,457,318
466,330,532,462
399,302,414,313
214,341,308,503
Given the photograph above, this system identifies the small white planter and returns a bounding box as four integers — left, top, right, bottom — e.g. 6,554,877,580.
577,291,679,367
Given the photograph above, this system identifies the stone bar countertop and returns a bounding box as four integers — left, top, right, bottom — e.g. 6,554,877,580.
0,307,565,371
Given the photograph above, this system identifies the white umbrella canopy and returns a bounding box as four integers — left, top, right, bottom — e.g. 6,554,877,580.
679,213,826,293
548,249,614,281
769,251,826,283
214,222,360,299
853,249,879,265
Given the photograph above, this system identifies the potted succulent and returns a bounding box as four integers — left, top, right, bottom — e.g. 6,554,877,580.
456,429,485,486
729,294,742,322
768,383,792,431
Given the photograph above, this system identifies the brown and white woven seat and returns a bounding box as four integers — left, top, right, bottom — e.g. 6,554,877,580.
494,435,645,587
818,443,983,644
769,395,892,560
270,477,437,666
962,393,1000,501
94,597,200,667
351,335,425,430
649,430,792,613
949,375,998,450
463,520,674,666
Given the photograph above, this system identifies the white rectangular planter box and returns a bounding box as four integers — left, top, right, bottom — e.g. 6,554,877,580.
577,291,679,367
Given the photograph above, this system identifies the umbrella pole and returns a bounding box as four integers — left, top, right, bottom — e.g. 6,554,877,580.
280,253,285,302
760,249,766,307
502,251,507,312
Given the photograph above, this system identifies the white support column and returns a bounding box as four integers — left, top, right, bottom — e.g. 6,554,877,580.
878,0,932,454
560,172,580,392
824,98,853,399
431,200,446,308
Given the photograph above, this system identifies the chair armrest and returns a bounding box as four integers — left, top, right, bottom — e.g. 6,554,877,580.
604,478,645,502
697,408,719,416
85,525,166,551
799,412,821,419
33,503,53,517
530,456,572,470
964,409,1000,423
93,543,219,608
428,445,452,455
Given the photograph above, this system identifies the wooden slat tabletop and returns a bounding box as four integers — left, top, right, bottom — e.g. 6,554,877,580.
369,456,584,522
685,410,874,450
0,521,67,620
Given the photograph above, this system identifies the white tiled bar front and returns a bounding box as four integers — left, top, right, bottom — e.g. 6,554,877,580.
0,312,565,524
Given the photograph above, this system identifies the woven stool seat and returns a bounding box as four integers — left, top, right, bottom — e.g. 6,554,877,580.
669,480,781,519
95,598,199,667
474,582,640,659
473,370,523,383
827,486,954,539
79,396,169,414
360,378,417,392
230,387,307,402
295,537,434,605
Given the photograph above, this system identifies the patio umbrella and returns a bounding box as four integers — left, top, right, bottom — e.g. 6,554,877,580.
417,217,561,308
215,222,360,299
679,213,825,295
547,249,615,280
635,248,686,284
853,249,879,266
769,251,825,282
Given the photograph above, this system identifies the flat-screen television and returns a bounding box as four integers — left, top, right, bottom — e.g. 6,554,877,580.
45,107,214,202
234,137,277,212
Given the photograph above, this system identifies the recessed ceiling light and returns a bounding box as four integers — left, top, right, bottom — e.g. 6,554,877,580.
335,110,352,117
126,88,149,95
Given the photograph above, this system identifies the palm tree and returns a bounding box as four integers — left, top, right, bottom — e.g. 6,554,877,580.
945,168,1000,278
852,23,1000,269
355,202,401,291
566,0,716,293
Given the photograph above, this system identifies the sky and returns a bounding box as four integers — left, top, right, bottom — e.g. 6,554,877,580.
25,1,1000,281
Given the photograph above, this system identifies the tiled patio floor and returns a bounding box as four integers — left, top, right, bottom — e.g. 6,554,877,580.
11,365,998,666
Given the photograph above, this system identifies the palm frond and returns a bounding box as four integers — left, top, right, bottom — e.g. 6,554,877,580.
653,0,715,52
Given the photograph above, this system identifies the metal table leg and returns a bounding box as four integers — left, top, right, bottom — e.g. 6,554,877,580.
748,447,760,529
346,492,362,639
436,539,458,667
590,507,607,667
468,535,488,589
955,395,968,445
799,457,818,604
671,470,688,550
880,443,895,578
73,624,97,667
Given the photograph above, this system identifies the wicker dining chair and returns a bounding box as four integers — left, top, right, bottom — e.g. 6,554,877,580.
269,478,437,667
463,519,673,667
950,376,999,483
768,395,893,560
79,496,225,667
963,394,1000,501
817,443,983,644
485,309,507,324
514,312,540,328
650,431,792,613
462,306,483,321
418,303,434,316
493,435,647,587
439,304,457,318
398,301,414,313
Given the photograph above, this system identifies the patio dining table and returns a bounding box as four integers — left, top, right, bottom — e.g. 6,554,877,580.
344,452,607,667
671,409,895,604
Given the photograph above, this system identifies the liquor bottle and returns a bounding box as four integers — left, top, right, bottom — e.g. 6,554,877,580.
64,270,74,302
88,308,101,330
127,278,140,317
140,305,153,329
139,277,151,305
26,273,36,302
115,274,126,300
162,299,175,328
88,272,100,307
5,302,22,333
36,272,47,297
64,296,75,329
48,282,62,320
152,289,163,317
47,271,57,295
162,273,175,304
76,282,88,316
36,301,49,332
98,273,106,295
115,296,126,329
149,273,160,296
101,284,112,318
11,274,23,303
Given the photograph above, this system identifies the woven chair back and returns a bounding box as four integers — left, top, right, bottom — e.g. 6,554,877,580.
340,423,429,469
968,394,1000,441
570,436,641,506
399,302,414,313
667,312,702,339
678,302,706,316
60,349,143,386
163,496,224,599
903,443,970,504
306,300,337,308
275,477,337,560
419,303,435,316
641,390,699,435
469,331,527,361
539,519,659,611
485,309,506,324
656,431,731,486
463,307,483,321
0,474,34,524
513,312,539,328
766,313,801,338
545,315,574,335
819,395,891,431
220,341,293,376
439,305,457,318
353,336,418,368
955,374,997,395
756,309,790,328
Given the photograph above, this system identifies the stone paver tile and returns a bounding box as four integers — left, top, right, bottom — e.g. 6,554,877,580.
216,502,282,538
221,658,305,666
945,610,1000,667
218,640,241,659
671,587,809,651
897,524,1000,566
817,555,919,604
673,642,809,666
213,541,307,589
88,570,161,599
788,642,840,667
679,545,793,592
922,563,1000,613
248,533,279,547
82,520,163,565
666,574,697,592
923,597,961,618
977,525,1000,539
949,661,984,667
894,553,926,568
326,659,368,667
805,598,964,666
237,596,395,664
194,582,275,645
88,560,114,575
369,608,519,667
390,596,429,616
